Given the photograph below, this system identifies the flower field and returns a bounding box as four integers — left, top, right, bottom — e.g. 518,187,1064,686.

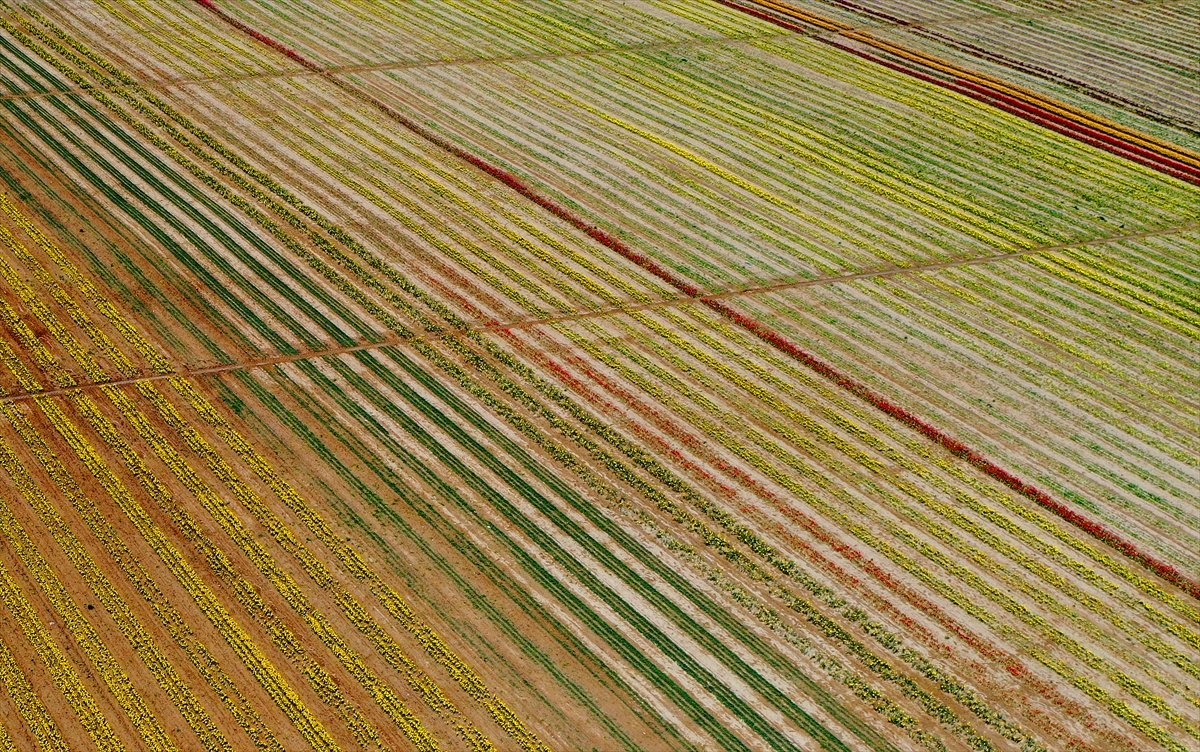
0,0,1195,750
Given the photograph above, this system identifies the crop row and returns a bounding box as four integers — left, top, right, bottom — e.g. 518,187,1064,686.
272,348,888,751
175,35,1190,705
0,493,124,750
201,60,1195,681
3,2,1196,750
0,601,70,751
0,256,340,750
162,67,1041,748
0,325,229,752
0,198,297,752
307,0,1200,623
129,7,1200,743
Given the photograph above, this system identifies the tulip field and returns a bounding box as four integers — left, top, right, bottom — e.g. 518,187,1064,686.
0,0,1196,750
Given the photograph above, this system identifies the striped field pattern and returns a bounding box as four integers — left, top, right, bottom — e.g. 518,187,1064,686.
0,1,1196,750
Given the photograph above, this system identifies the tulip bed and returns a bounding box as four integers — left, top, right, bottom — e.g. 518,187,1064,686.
0,1,1196,751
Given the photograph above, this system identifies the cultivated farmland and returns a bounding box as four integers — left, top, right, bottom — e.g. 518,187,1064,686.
0,1,1196,751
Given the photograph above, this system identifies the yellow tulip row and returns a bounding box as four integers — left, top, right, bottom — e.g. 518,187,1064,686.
1027,254,1199,338
111,388,398,748
0,224,284,750
308,99,659,305
1,15,429,339
644,0,767,35
554,82,893,262
0,139,484,751
9,4,558,748
459,47,1089,292
0,713,16,752
0,288,198,752
46,2,609,326
250,74,674,327
55,388,343,751
1054,245,1199,318
0,407,225,752
24,8,453,334
0,277,340,751
80,74,552,748
0,394,283,752
480,67,887,273
89,0,242,79
0,533,124,749
0,439,182,752
444,0,612,52
0,203,421,749
0,622,69,751
288,134,548,318
0,190,356,751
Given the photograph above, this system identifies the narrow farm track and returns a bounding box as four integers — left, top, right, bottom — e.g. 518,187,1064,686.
0,216,1191,405
0,1,1196,751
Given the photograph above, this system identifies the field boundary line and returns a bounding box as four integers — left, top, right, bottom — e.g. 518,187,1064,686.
705,221,1200,298
7,217,1193,403
0,29,796,105
480,219,1200,332
8,0,1172,108
187,0,1200,600
0,336,404,402
6,0,1182,110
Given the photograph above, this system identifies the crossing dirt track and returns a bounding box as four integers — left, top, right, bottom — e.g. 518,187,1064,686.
0,1,1197,750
